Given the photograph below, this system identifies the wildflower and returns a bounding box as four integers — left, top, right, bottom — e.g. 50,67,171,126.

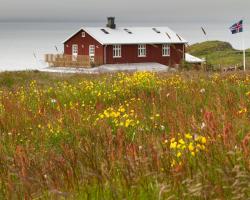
188,143,195,151
238,108,247,114
51,99,57,103
200,136,207,144
155,114,160,117
191,151,196,157
177,152,182,158
171,160,176,167
185,133,192,139
100,114,104,119
201,122,206,129
170,138,175,143
170,142,177,149
200,88,205,93
178,139,185,145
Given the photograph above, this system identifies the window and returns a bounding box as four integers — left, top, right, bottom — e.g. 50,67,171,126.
113,45,121,58
162,44,170,56
82,32,85,37
72,44,78,54
138,44,146,57
89,45,95,56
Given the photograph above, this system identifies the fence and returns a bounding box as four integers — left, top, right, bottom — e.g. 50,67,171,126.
45,54,103,68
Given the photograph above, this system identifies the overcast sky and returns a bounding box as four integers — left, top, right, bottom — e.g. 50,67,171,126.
0,0,248,23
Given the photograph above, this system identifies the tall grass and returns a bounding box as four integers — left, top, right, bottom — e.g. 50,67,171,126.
0,71,249,199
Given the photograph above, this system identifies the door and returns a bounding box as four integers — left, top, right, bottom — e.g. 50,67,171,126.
72,44,78,61
89,45,95,63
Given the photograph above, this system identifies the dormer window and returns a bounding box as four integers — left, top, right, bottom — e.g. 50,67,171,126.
82,32,85,37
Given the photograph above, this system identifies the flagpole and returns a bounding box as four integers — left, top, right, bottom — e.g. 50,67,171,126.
243,34,246,71
242,18,246,71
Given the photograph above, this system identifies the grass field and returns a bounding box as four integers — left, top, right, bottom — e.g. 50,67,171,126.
0,71,250,199
188,40,250,69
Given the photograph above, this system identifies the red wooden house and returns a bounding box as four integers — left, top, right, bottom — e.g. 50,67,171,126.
63,17,187,67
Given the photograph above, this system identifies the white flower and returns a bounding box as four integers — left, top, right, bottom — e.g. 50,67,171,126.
160,125,165,131
51,99,57,103
201,122,206,129
200,88,205,94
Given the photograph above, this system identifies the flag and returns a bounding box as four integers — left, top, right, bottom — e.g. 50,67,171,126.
230,20,243,34
201,27,207,35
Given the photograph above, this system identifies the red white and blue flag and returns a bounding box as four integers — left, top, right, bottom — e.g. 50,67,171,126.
230,20,243,34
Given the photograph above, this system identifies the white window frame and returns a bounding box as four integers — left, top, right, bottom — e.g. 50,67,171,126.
138,44,146,57
72,44,78,55
113,45,121,58
89,45,95,56
82,32,85,37
162,44,170,57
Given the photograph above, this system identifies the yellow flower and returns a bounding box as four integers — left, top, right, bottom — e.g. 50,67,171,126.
170,142,177,149
178,139,185,145
201,137,207,144
170,138,175,143
238,108,247,114
185,133,192,139
188,143,195,151
100,114,104,119
191,152,195,157
171,160,176,167
177,152,182,158
200,145,206,150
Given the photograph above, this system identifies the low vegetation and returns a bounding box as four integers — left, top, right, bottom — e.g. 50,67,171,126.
0,71,250,199
188,40,250,69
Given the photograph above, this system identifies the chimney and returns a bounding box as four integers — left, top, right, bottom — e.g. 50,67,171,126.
106,17,116,29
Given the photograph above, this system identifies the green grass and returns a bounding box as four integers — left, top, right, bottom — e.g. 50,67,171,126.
187,40,250,68
0,71,249,199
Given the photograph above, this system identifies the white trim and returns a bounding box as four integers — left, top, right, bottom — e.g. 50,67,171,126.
82,32,85,37
162,44,170,57
138,44,146,57
72,44,78,55
113,45,122,58
89,45,95,56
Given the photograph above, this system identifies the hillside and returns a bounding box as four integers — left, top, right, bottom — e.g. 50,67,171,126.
187,40,250,68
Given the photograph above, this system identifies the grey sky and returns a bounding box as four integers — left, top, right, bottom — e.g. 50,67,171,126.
0,0,248,22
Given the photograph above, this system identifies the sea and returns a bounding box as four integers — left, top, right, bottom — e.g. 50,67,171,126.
0,21,249,71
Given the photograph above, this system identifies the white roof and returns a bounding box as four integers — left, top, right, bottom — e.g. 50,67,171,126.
64,26,187,45
185,53,205,63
